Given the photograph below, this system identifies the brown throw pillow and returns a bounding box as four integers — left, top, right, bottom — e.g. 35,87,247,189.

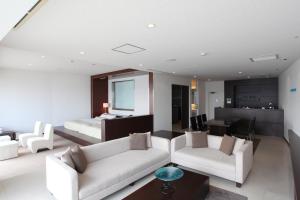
129,133,147,150
70,145,87,173
219,135,236,155
192,133,208,148
60,147,75,169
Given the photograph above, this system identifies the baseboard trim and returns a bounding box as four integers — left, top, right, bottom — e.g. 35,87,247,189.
283,136,290,146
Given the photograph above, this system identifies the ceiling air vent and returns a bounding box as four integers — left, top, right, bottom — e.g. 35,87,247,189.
249,54,279,62
112,44,146,54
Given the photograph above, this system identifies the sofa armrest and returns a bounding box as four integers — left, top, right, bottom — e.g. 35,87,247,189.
235,141,253,184
46,155,79,200
171,135,186,154
151,136,170,153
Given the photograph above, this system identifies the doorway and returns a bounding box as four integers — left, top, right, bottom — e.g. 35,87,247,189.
172,84,189,130
208,92,223,120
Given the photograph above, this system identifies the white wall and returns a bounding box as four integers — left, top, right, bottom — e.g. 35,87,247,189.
197,80,206,114
205,81,224,120
108,74,149,116
279,58,300,139
0,69,90,132
153,74,191,131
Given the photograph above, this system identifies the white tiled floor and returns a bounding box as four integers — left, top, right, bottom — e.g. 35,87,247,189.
0,135,294,200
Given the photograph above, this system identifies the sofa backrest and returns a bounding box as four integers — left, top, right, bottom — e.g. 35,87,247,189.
82,137,130,163
207,135,223,149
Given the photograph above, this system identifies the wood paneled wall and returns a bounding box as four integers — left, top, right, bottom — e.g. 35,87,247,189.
225,78,278,109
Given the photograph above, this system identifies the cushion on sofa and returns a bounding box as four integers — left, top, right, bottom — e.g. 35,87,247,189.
219,135,236,155
60,147,75,169
78,148,169,199
70,145,88,173
192,132,208,148
185,131,201,147
233,138,246,155
132,132,152,148
129,134,147,150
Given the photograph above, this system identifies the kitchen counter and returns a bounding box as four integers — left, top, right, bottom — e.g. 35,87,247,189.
215,107,284,137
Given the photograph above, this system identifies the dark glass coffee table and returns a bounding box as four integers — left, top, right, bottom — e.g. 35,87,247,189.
123,169,209,200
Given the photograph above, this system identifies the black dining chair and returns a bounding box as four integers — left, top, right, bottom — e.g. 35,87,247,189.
202,114,207,123
196,115,208,131
190,116,198,131
236,117,256,140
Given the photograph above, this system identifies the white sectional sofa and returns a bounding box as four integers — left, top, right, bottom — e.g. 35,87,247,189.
171,134,253,187
46,136,170,200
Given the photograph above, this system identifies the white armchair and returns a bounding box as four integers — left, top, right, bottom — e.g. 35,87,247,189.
27,124,54,153
19,121,43,147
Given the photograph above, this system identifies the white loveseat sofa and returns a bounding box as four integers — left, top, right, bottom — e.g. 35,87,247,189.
46,136,170,200
171,134,253,187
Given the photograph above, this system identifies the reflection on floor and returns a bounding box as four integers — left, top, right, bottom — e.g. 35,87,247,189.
172,121,182,132
0,135,294,200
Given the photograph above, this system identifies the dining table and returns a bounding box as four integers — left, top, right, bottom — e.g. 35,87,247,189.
205,118,240,136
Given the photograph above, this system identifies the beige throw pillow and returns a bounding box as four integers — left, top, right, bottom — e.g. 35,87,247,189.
60,147,75,169
133,132,152,148
129,133,147,150
191,132,208,148
185,131,201,147
219,135,236,155
70,145,88,173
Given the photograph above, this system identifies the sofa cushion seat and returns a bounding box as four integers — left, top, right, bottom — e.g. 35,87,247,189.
78,148,169,199
173,147,236,176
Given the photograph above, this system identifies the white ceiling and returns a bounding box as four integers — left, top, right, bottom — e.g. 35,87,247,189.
0,0,38,40
1,0,300,79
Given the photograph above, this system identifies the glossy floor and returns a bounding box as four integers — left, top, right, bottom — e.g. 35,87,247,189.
0,136,294,200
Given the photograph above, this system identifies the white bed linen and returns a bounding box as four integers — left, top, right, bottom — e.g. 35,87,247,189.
64,118,103,139
64,114,117,140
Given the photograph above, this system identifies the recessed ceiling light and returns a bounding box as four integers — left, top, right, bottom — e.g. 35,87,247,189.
200,52,207,56
193,75,197,78
238,72,243,74
147,23,156,28
139,64,143,67
247,76,251,79
27,63,32,66
172,72,176,74
79,51,85,55
41,55,45,59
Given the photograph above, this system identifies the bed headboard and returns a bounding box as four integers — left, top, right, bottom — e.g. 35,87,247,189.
101,115,154,141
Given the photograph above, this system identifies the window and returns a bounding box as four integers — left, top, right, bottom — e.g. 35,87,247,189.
112,80,135,111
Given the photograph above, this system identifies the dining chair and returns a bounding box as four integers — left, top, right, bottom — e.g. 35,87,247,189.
190,116,198,131
196,115,208,131
202,114,207,123
236,117,256,141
